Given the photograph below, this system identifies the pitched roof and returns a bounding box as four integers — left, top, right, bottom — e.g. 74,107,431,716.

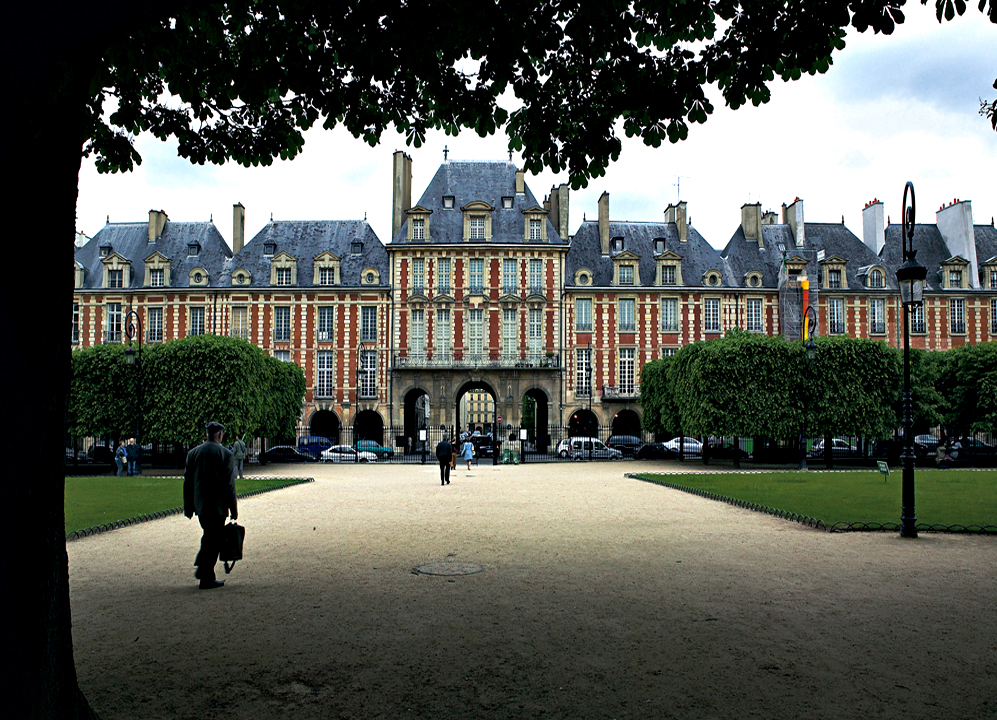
565,220,723,287
389,161,566,245
228,220,386,287
881,223,950,292
75,220,231,289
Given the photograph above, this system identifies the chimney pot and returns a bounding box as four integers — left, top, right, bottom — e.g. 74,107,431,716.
598,192,610,255
233,203,246,254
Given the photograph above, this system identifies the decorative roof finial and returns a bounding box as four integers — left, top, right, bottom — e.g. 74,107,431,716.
443,145,449,161
508,149,513,162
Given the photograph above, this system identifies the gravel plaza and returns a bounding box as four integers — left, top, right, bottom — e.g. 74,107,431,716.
68,460,997,720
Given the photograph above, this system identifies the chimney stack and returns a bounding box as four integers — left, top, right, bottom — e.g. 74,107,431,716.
148,209,168,243
515,168,525,194
548,183,570,239
598,192,610,255
741,203,762,247
937,199,980,288
232,203,246,254
861,199,884,255
666,202,688,243
391,151,413,239
782,198,804,247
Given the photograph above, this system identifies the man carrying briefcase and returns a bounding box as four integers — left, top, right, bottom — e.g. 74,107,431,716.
184,420,237,589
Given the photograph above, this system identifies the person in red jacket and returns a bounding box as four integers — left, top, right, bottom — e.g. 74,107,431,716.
183,421,237,589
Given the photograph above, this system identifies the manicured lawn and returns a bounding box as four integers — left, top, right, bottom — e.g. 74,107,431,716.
636,469,997,527
65,476,307,534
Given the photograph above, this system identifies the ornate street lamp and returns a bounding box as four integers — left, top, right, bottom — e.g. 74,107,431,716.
896,181,927,538
798,305,818,471
123,310,143,465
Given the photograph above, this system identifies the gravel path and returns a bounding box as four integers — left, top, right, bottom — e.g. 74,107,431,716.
68,461,997,720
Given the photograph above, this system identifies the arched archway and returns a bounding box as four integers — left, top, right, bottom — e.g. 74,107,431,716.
403,388,430,454
611,409,642,437
523,388,550,452
353,409,384,445
568,408,598,439
309,410,341,443
455,380,497,438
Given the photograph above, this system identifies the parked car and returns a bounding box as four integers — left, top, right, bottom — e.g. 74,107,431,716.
299,435,334,456
606,434,643,457
809,438,858,458
321,445,377,463
705,440,751,460
468,434,496,458
662,437,703,454
914,434,940,454
355,440,394,459
556,438,572,458
956,437,997,462
568,437,622,460
258,445,318,465
634,442,677,460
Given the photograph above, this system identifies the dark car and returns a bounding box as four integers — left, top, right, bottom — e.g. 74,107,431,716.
606,435,643,457
634,442,677,460
705,440,751,460
469,434,496,458
258,445,318,465
956,437,997,463
298,435,333,456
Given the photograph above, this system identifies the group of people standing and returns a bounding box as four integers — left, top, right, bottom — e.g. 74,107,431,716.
114,438,141,476
435,436,475,485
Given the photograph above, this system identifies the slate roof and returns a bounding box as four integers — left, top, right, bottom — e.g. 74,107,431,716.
565,220,724,288
228,220,387,287
881,223,953,292
389,161,566,245
722,221,885,290
75,220,232,289
974,224,997,266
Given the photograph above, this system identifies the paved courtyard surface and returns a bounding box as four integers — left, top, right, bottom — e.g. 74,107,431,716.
68,461,997,720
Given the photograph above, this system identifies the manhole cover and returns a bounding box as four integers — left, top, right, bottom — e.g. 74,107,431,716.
413,561,484,576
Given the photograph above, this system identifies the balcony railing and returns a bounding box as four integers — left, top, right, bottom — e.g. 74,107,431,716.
393,351,561,370
602,384,639,400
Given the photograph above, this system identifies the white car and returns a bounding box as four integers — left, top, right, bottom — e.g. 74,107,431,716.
567,437,622,460
321,445,378,463
662,437,703,453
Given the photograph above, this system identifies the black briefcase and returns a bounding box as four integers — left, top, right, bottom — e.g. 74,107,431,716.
220,522,245,574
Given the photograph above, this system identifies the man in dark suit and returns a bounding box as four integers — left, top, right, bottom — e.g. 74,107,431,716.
435,436,453,486
184,421,237,589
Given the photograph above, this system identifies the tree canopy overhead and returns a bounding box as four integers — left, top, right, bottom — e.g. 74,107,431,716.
83,0,997,188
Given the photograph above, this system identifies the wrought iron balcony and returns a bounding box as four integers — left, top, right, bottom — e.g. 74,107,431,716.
602,384,639,401
393,351,561,370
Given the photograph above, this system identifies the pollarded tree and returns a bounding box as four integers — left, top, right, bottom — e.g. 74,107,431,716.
639,356,680,438
933,341,997,435
67,344,137,443
6,1,995,717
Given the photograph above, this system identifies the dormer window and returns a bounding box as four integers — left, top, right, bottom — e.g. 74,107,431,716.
827,269,842,289
412,218,425,240
529,218,542,240
275,267,292,286
704,270,723,287
619,265,634,285
469,217,485,239
502,197,514,209
443,196,455,209
612,237,624,252
654,238,665,254
319,267,335,285
99,244,111,258
662,266,676,285
949,269,962,288
351,240,363,255
149,268,164,287
263,242,276,257
745,271,763,288
869,269,884,288
233,271,250,285
187,241,201,257
108,269,123,288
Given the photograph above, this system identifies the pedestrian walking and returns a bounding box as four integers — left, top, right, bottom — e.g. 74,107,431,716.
183,421,237,589
114,440,127,477
460,437,474,470
126,438,140,476
231,434,248,479
435,436,453,486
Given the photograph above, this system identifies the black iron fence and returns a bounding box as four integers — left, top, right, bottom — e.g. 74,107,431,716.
65,428,997,470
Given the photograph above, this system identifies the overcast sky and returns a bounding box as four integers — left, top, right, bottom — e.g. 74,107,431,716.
76,6,997,252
